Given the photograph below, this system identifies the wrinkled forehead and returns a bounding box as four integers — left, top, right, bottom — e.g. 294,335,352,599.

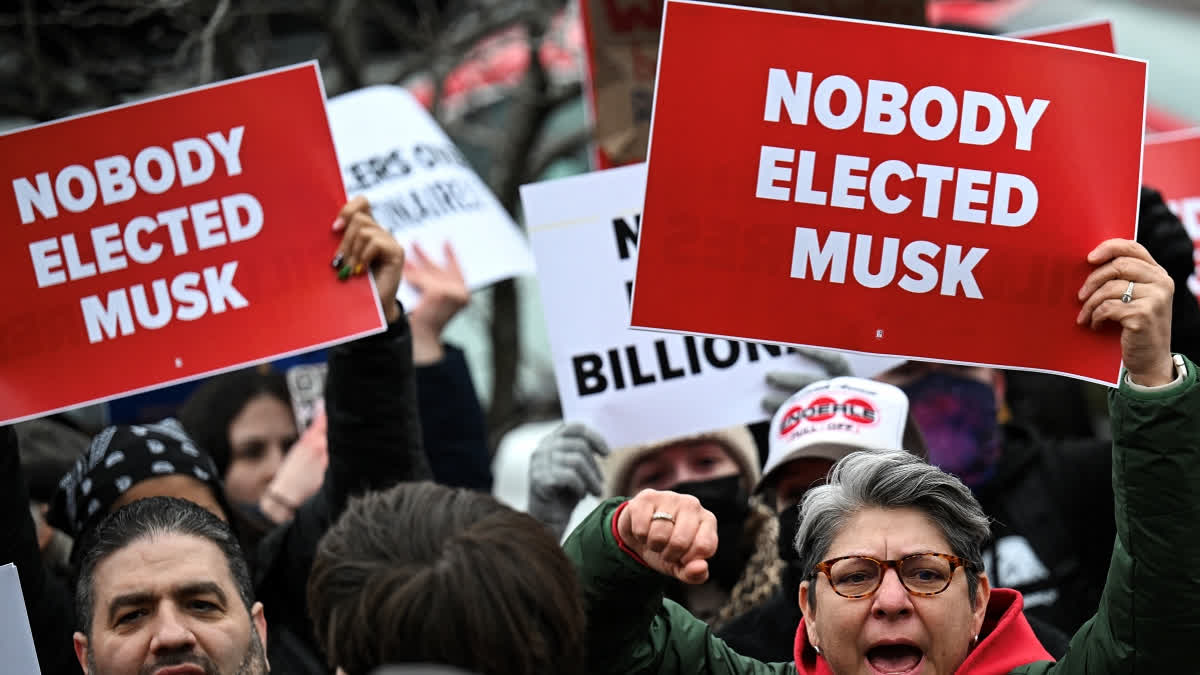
823,506,953,560
92,533,239,611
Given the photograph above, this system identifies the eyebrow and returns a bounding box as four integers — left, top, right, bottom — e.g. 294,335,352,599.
106,581,229,624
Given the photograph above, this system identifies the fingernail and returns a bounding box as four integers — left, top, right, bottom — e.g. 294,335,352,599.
332,217,345,231
354,263,364,276
338,264,352,280
331,253,344,270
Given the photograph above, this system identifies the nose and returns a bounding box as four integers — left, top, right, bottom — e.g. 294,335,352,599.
871,568,914,619
148,605,197,654
261,444,286,481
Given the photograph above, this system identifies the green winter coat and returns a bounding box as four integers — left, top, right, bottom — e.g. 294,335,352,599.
564,356,1200,675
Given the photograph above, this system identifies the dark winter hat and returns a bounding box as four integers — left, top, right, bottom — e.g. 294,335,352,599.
47,418,230,545
15,418,91,503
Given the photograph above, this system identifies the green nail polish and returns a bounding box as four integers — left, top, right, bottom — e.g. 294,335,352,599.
338,264,352,280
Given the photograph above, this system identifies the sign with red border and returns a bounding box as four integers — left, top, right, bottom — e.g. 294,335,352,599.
0,62,385,425
629,1,1147,385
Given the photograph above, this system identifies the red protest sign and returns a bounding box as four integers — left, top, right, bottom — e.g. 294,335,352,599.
0,62,385,425
629,1,1146,385
1144,129,1200,302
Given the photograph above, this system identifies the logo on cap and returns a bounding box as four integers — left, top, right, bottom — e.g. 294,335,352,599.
779,396,879,436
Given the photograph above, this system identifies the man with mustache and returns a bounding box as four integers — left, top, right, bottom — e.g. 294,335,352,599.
72,496,269,675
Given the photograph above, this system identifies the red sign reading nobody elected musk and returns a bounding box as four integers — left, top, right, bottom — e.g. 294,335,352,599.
0,62,385,425
629,1,1147,385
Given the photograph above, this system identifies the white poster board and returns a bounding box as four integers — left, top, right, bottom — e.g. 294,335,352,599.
521,163,902,448
327,85,536,308
0,564,41,674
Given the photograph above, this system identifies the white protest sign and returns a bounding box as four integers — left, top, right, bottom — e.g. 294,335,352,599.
0,564,41,674
327,85,536,308
522,163,902,449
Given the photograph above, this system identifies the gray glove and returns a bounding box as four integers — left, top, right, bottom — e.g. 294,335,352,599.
527,423,610,540
762,348,853,416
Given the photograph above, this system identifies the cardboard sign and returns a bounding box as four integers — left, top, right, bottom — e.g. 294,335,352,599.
0,564,42,674
630,2,1147,386
521,163,901,449
1144,129,1200,300
326,86,536,309
580,0,925,168
0,63,385,426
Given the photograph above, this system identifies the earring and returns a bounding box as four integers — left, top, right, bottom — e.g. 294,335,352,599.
972,634,980,645
814,645,822,655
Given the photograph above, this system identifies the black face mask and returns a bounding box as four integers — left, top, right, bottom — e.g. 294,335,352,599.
777,503,808,603
671,475,750,590
777,503,801,563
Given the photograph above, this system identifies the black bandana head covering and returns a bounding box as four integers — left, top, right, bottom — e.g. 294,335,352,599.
47,418,229,544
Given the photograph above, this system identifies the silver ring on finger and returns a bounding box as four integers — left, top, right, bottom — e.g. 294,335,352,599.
651,511,675,524
1121,280,1135,303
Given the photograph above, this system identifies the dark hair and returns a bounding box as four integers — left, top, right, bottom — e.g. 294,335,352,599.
308,482,586,675
178,366,292,476
75,496,255,635
796,449,991,611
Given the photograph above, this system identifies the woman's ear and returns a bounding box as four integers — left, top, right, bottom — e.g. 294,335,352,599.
972,573,991,636
799,580,820,647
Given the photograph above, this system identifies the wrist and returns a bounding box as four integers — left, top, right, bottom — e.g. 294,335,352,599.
260,488,298,524
1128,356,1178,388
612,501,649,568
383,300,402,325
411,327,445,365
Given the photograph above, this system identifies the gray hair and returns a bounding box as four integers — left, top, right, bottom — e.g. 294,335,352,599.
793,448,991,610
75,496,255,635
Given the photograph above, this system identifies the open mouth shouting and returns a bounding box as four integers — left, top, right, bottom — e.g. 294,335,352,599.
865,641,925,675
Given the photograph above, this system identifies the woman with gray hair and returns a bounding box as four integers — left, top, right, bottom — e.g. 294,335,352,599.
563,238,1199,674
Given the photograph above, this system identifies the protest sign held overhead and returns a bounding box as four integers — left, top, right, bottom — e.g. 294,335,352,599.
1144,129,1200,301
521,163,900,449
579,0,925,168
326,85,536,309
0,62,385,426
628,1,1147,386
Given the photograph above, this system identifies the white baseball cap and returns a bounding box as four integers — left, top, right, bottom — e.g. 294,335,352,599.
760,376,909,490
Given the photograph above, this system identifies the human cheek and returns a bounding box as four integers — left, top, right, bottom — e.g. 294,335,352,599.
98,631,152,673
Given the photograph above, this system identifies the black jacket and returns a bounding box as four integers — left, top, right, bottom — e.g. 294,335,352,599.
255,314,432,672
1,313,432,674
415,344,492,491
973,424,1113,638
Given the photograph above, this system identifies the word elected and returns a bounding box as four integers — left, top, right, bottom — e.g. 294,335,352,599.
12,126,260,344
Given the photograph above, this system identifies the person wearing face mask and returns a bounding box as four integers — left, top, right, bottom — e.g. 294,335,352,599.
561,237,1197,675
718,377,1070,661
601,425,783,628
872,361,1117,639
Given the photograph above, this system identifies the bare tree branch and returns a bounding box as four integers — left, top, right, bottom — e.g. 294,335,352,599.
198,0,232,83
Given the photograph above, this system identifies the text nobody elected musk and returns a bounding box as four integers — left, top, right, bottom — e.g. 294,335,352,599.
755,69,1050,299
14,127,256,343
